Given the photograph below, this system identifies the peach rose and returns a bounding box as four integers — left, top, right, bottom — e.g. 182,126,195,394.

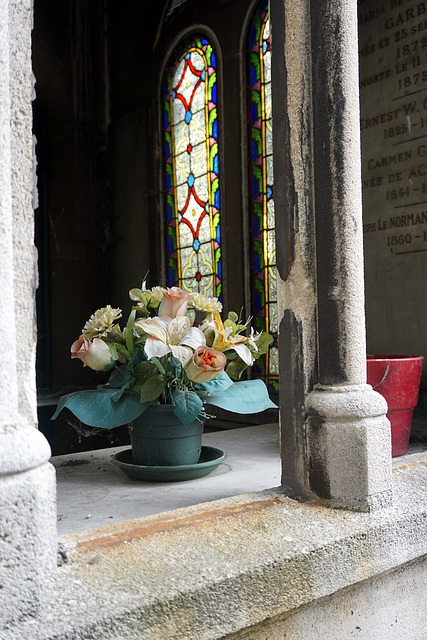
158,287,192,318
71,335,113,371
185,346,227,384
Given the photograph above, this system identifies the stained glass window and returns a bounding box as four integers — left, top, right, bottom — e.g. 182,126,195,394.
248,2,278,391
163,36,221,300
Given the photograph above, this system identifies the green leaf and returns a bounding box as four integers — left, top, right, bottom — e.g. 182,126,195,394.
51,389,149,428
139,375,166,403
110,342,130,362
125,309,136,357
204,379,277,414
172,389,203,425
253,332,273,356
224,318,247,335
226,358,248,381
133,361,157,384
111,380,132,403
150,356,166,376
107,368,126,388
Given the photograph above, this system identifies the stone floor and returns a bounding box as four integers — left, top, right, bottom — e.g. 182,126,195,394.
53,423,282,535
52,419,427,536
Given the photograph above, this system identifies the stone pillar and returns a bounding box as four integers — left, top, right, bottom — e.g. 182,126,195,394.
272,0,392,511
271,0,319,500
305,0,392,510
0,0,56,627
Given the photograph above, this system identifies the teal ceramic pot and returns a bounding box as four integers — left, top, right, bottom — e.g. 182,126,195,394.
129,405,203,466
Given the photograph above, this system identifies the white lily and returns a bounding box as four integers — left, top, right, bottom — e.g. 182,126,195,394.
135,315,206,366
246,327,259,352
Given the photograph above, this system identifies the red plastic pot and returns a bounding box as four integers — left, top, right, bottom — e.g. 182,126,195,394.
367,355,424,457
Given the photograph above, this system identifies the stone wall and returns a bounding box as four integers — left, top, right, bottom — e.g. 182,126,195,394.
359,0,427,390
226,557,427,640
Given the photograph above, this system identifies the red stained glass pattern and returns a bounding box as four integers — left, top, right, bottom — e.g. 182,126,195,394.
163,36,221,300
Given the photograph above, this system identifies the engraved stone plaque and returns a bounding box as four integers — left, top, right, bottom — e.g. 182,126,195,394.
359,0,427,373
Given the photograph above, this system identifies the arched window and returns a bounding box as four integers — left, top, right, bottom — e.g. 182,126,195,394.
162,35,221,300
247,2,278,391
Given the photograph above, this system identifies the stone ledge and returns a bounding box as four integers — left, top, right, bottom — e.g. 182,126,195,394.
2,446,426,640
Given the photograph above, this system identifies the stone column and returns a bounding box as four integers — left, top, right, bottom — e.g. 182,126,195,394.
0,0,56,627
305,0,392,510
272,0,392,510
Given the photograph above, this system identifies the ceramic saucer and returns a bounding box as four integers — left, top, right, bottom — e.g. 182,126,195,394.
113,445,227,482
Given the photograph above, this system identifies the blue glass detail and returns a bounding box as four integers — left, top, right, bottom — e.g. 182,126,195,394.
185,110,192,124
267,186,272,200
212,120,217,138
165,141,170,158
168,267,175,286
201,69,206,81
201,39,208,45
262,41,268,55
252,177,259,197
178,212,182,222
185,53,190,60
166,173,171,189
172,90,176,100
249,29,256,48
212,84,217,103
167,204,173,222
253,215,259,235
251,66,256,86
254,253,260,273
214,190,219,208
211,52,216,67
193,238,200,251
251,103,258,122
187,173,195,187
213,155,219,174
217,260,221,278
252,141,258,160
255,292,261,311
205,203,210,212
164,110,169,128
216,225,220,242
168,236,174,253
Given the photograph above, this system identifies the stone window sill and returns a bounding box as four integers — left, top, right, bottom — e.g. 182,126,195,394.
53,423,281,535
6,424,425,640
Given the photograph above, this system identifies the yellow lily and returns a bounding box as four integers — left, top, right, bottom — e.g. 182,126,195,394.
201,313,254,366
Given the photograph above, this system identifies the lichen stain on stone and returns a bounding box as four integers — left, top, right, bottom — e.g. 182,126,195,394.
77,495,292,553
392,460,427,473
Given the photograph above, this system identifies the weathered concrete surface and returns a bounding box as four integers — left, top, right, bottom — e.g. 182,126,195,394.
0,0,57,625
271,0,318,499
2,446,426,640
306,383,393,510
9,0,39,428
226,556,427,640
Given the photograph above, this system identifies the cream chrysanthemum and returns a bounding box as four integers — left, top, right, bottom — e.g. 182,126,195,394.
188,293,222,314
82,305,122,340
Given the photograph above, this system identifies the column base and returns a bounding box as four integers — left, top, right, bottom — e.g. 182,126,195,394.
0,422,56,626
306,384,393,511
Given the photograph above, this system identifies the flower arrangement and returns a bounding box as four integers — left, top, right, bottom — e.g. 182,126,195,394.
52,282,276,429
